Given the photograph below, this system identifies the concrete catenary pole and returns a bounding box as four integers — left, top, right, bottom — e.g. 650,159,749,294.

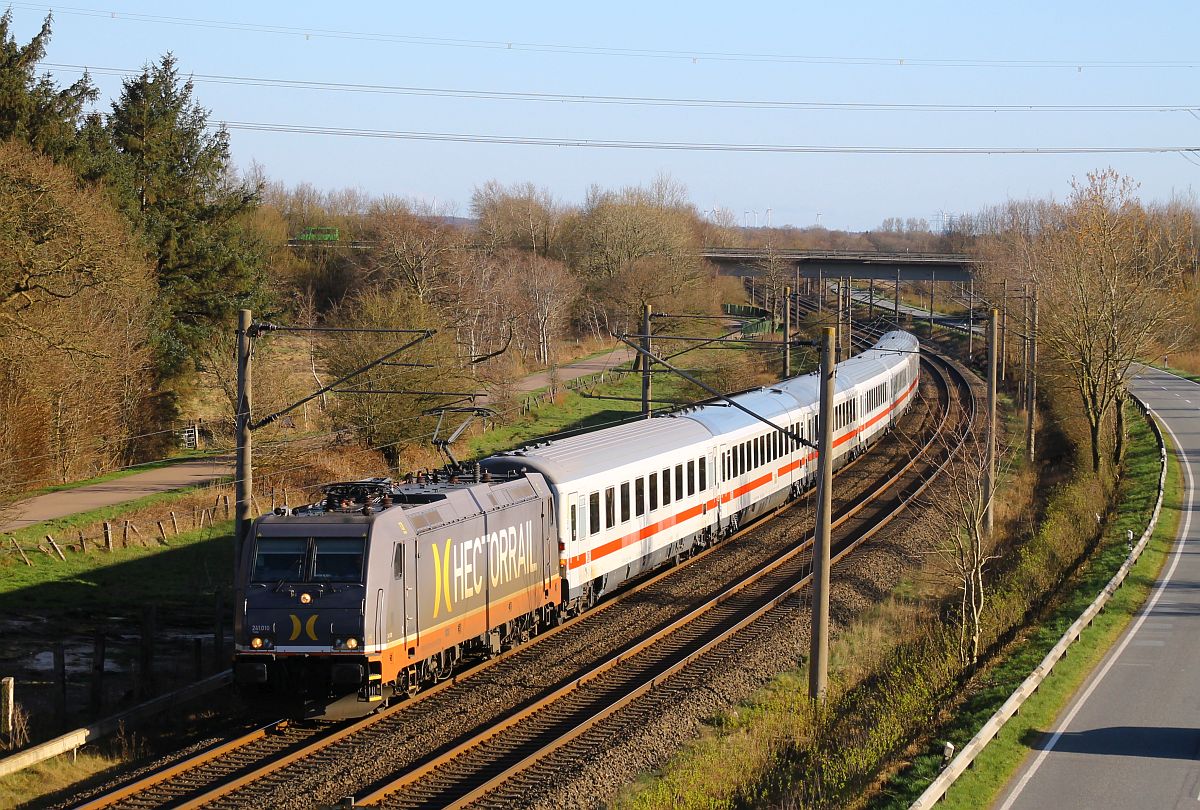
928,270,936,336
846,275,853,356
968,279,974,359
984,309,998,535
235,309,254,573
809,326,836,701
834,281,844,363
641,304,652,418
1026,288,1038,462
783,287,792,377
895,268,901,324
1000,280,1008,382
817,268,824,315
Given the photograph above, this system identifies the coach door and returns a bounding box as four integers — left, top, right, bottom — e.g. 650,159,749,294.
564,492,578,571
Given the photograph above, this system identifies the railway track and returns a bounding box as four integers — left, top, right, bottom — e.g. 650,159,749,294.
75,329,974,810
352,341,974,809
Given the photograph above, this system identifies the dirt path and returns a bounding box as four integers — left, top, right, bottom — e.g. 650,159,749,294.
0,456,235,533
1,346,638,532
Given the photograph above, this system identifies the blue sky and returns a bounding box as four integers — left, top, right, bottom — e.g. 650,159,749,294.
8,1,1200,230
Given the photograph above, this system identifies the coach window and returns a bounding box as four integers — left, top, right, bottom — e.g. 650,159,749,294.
649,472,659,511
699,457,707,490
635,477,645,517
740,442,747,475
605,486,616,529
675,464,684,498
662,468,672,505
620,482,631,523
570,504,578,542
589,492,600,535
687,460,695,496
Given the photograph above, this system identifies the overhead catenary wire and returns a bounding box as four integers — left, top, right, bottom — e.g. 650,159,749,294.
14,4,1200,70
36,62,1200,114
215,121,1200,155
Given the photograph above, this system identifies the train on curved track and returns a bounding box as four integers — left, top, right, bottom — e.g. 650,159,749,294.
233,330,920,717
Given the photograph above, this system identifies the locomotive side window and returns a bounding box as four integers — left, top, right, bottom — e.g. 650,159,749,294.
393,543,404,579
649,472,659,511
252,538,306,582
312,538,365,583
699,457,707,490
635,478,645,517
620,482,631,523
687,460,695,496
675,465,684,499
605,487,616,529
662,468,672,505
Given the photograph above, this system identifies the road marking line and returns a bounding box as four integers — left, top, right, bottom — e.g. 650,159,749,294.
999,403,1194,810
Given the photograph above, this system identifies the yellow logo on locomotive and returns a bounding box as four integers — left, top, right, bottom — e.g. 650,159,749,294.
430,521,536,619
287,614,319,641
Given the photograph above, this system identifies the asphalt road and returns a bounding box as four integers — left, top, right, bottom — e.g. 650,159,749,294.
995,365,1200,809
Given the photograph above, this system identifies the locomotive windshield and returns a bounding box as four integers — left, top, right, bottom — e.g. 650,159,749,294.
250,536,366,583
312,538,365,582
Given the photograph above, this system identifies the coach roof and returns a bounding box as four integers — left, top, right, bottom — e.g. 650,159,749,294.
484,416,713,486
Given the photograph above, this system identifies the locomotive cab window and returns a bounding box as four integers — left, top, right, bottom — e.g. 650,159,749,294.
252,538,306,582
312,538,365,583
392,543,404,580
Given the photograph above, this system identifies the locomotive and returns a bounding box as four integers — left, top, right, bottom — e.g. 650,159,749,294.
233,331,920,717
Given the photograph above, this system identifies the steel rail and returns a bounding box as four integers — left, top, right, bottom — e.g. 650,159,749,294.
84,322,953,810
355,350,970,807
93,428,895,810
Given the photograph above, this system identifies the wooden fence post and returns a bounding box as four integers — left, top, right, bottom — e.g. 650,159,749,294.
122,521,130,548
45,535,65,561
52,643,66,731
213,592,225,675
222,495,230,519
1,676,12,744
139,606,156,700
102,523,113,553
90,631,105,714
76,531,86,553
156,521,168,545
169,512,178,535
9,538,30,566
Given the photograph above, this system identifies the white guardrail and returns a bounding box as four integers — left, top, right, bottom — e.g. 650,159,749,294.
0,672,232,778
911,397,1168,809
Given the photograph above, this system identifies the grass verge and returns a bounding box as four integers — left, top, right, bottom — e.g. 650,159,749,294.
872,405,1179,808
0,749,122,808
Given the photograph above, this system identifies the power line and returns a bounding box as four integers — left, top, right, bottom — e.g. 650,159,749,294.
217,121,1200,155
13,3,1200,70
38,62,1200,114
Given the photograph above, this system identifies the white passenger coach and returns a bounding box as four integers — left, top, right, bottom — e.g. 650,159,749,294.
482,330,920,609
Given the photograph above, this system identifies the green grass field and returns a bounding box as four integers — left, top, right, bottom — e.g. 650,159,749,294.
875,406,1178,807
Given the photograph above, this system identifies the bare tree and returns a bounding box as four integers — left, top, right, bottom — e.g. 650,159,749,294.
914,426,1006,667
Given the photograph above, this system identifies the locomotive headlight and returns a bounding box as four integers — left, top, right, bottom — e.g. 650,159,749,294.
333,638,343,649
299,592,313,605
345,637,359,650
250,636,264,650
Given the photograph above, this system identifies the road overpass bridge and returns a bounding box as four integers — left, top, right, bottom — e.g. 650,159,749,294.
702,248,978,282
